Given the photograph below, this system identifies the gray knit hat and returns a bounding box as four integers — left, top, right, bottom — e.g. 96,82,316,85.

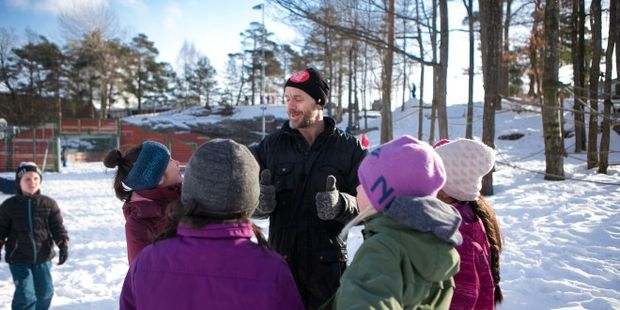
181,139,259,217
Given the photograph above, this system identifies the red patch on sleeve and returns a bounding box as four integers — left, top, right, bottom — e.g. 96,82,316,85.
290,70,310,83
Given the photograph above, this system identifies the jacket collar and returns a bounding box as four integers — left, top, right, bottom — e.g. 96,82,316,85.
132,183,181,204
176,222,254,239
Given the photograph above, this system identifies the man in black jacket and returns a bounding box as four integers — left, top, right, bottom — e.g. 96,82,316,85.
252,68,367,309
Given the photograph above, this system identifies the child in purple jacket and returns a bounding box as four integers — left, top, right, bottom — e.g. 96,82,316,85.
119,139,304,310
434,139,504,309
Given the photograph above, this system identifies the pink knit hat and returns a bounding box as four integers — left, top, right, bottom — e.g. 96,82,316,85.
433,138,495,202
357,135,446,212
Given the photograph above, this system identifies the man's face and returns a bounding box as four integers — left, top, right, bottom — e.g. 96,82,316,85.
19,171,41,195
284,87,322,129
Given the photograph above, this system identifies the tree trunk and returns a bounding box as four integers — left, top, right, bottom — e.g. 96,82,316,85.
598,0,617,174
528,0,542,97
478,0,502,196
401,9,408,113
464,0,475,139
325,24,333,117
500,0,512,99
430,0,438,144
348,47,353,130
353,49,360,130
437,0,449,139
337,58,343,123
417,0,426,141
429,102,437,145
587,0,601,169
572,0,587,152
251,39,257,105
380,0,395,143
617,1,620,100
541,0,564,180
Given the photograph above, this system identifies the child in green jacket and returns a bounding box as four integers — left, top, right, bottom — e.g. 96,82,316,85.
325,135,463,309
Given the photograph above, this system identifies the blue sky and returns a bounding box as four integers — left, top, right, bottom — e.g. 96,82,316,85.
0,0,298,74
1,0,484,106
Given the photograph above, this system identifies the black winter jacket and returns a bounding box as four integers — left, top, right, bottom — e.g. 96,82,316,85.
252,117,367,309
0,191,68,264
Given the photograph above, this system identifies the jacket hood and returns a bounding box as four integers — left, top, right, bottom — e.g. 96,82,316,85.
364,207,461,282
384,196,463,245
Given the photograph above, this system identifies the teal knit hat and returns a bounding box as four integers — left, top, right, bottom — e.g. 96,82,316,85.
122,141,171,191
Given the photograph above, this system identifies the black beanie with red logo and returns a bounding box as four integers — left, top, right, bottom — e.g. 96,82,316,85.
284,68,330,105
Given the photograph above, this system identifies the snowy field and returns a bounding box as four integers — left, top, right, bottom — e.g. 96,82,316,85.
1,100,619,309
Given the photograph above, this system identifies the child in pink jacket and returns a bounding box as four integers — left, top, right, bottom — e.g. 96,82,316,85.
104,140,183,264
434,139,503,309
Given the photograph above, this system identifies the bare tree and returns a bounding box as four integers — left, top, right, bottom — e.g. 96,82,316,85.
571,0,587,152
437,0,449,139
429,0,438,144
541,0,564,180
463,0,476,139
380,0,395,143
586,0,601,169
527,0,544,98
0,27,18,97
58,2,123,119
58,1,120,42
416,0,427,141
478,0,503,195
500,0,514,100
598,0,617,174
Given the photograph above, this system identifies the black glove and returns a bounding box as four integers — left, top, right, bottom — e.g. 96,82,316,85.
315,175,343,221
254,170,276,217
0,240,3,261
57,241,68,265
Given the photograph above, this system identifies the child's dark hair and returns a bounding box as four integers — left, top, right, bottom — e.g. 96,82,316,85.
469,196,503,304
103,145,142,201
154,200,270,249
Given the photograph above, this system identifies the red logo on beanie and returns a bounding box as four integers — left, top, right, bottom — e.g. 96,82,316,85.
290,70,310,83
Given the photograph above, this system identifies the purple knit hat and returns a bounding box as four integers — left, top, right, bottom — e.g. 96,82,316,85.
358,135,447,212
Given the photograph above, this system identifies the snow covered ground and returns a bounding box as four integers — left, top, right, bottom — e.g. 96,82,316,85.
1,100,619,309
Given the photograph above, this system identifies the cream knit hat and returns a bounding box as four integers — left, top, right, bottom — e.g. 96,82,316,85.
434,139,495,202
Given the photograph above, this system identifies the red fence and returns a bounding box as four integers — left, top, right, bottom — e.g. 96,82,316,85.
0,120,210,172
120,123,210,165
61,119,118,135
0,124,59,172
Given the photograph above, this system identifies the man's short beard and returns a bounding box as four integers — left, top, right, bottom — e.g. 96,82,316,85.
289,113,315,129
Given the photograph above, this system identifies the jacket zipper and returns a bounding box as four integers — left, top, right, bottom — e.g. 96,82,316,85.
8,243,18,258
28,198,37,264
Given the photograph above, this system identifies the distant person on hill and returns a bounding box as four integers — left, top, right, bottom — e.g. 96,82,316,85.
61,147,68,168
120,139,304,310
0,162,69,310
324,135,462,309
251,67,367,309
433,138,503,309
103,140,183,264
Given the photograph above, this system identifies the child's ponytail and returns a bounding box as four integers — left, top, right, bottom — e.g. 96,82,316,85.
470,196,503,304
251,223,270,249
